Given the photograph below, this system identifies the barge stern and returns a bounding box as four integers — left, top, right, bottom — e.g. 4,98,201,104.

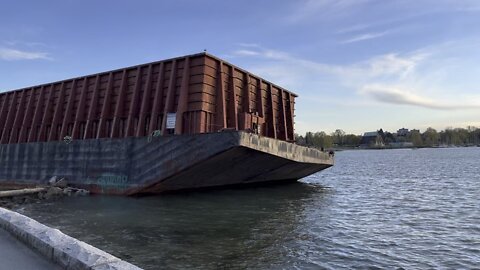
0,131,333,194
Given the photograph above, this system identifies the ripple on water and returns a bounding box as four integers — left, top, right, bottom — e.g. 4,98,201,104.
18,147,480,269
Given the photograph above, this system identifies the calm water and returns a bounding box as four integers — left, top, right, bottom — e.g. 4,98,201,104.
19,148,480,269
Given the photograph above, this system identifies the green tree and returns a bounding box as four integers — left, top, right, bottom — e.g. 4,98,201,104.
383,132,395,144
455,128,469,145
469,126,480,145
344,134,361,146
331,129,346,146
305,132,314,146
467,126,478,145
409,130,423,147
422,127,439,147
310,131,333,149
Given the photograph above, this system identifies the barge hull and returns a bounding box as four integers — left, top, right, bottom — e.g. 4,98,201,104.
0,131,333,195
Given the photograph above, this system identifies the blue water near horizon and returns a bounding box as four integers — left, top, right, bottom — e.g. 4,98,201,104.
20,147,480,269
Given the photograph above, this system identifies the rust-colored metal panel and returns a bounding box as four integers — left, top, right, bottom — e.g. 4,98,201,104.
110,70,128,138
161,60,177,135
37,84,56,142
8,88,27,144
48,82,66,141
148,62,165,134
136,65,154,137
59,80,77,139
27,86,45,142
215,61,227,131
175,58,190,134
1,91,18,144
0,52,297,144
71,78,87,139
97,73,114,138
84,75,101,139
18,88,36,143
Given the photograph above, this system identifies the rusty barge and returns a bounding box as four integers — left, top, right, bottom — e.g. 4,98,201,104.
0,52,333,195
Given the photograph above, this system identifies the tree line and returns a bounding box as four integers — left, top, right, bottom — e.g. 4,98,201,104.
295,126,480,149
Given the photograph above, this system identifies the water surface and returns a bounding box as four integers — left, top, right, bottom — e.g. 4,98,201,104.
20,147,480,269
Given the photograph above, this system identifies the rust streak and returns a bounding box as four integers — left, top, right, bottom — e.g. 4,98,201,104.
97,72,114,138
148,62,165,134
136,64,154,137
0,95,8,136
280,89,288,141
0,94,7,126
83,75,101,139
110,70,128,138
175,58,190,134
0,91,17,143
256,79,264,117
215,61,227,130
37,84,56,142
18,88,36,143
289,92,295,138
243,74,251,113
161,60,177,135
71,78,89,140
59,80,77,139
47,82,66,141
27,86,46,142
125,67,143,137
8,89,27,143
269,83,277,139
228,66,238,129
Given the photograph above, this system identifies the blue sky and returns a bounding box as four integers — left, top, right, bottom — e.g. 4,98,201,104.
1,0,479,135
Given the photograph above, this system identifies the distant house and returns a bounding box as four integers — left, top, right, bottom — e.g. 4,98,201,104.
360,131,385,148
397,128,409,137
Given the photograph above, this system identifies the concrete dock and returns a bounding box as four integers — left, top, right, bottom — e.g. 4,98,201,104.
0,207,142,270
0,227,62,270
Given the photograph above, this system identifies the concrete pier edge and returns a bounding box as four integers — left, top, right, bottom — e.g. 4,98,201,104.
0,207,142,270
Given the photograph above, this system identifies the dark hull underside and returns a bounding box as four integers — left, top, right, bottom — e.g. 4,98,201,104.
0,131,333,195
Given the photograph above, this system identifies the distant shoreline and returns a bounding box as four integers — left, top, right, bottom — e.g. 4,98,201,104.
330,145,480,151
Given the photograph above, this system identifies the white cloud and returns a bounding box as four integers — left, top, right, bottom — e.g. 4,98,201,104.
0,47,51,61
288,0,373,22
453,0,480,12
233,47,291,62
228,43,480,112
229,45,428,93
233,44,426,79
230,46,344,86
235,43,261,48
3,40,48,48
341,31,389,44
363,52,427,78
337,23,372,34
233,49,260,56
361,85,480,110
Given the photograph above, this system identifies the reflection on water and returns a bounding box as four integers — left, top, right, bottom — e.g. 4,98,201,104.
20,147,480,269
21,184,330,269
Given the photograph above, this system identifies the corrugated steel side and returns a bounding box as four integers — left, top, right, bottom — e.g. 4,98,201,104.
0,52,296,144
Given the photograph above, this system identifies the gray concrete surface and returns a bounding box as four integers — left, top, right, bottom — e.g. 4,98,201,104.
0,207,142,270
0,227,62,270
